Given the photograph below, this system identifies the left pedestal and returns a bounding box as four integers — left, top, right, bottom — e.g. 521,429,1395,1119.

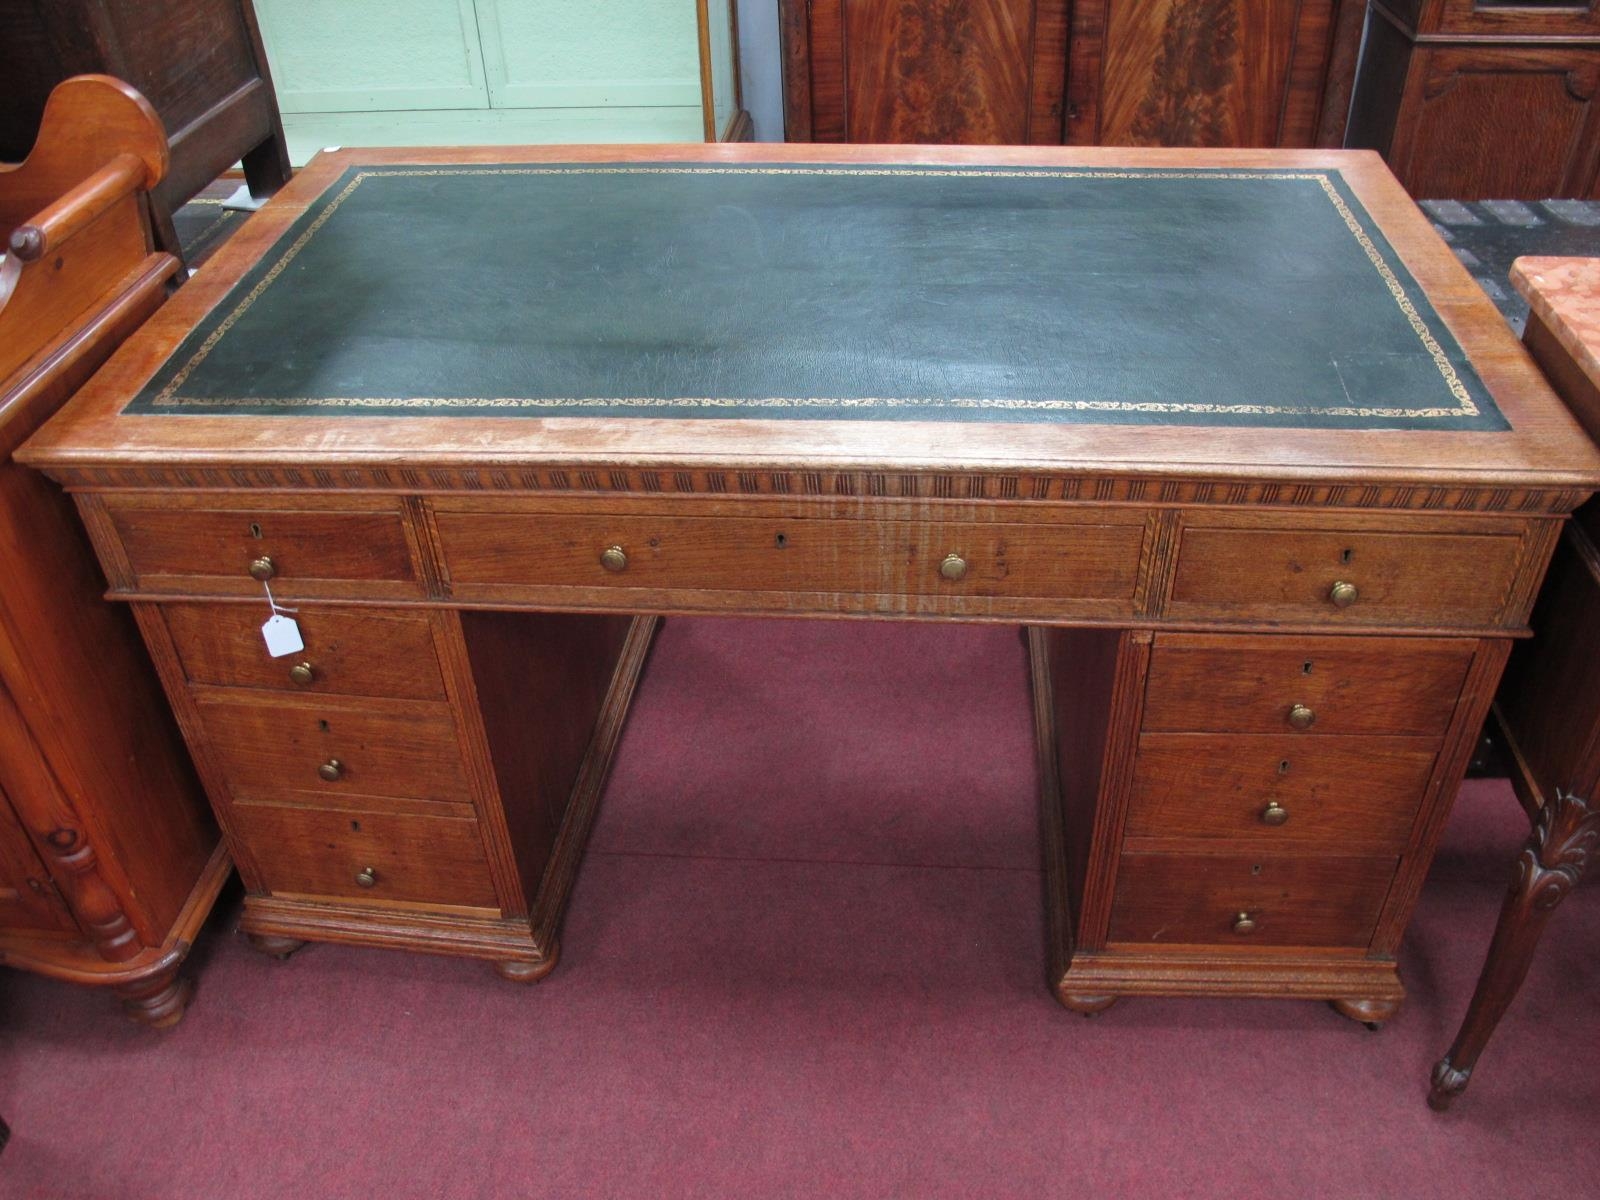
113,545,657,980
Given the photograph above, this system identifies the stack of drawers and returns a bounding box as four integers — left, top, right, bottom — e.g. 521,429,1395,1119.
1036,560,1512,1020
161,603,501,913
1113,634,1474,948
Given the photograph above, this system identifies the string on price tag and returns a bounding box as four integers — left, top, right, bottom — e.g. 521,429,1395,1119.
260,581,304,657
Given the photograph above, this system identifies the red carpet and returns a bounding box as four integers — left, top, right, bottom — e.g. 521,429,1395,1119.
2,618,1596,1198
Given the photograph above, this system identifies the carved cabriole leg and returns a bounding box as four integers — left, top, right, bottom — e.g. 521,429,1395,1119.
1330,996,1402,1029
247,933,307,960
1429,790,1599,1111
494,943,560,984
115,965,191,1029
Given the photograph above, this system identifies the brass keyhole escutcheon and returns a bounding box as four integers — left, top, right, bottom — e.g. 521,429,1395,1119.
1329,580,1359,608
289,662,316,687
1232,912,1257,935
939,552,968,581
1260,801,1289,826
1287,704,1316,731
355,867,377,889
318,758,344,782
248,555,276,582
600,545,628,573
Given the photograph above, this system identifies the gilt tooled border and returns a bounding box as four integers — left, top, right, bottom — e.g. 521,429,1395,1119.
146,166,1479,420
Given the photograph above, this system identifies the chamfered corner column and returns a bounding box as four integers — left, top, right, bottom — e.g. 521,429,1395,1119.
1429,789,1598,1110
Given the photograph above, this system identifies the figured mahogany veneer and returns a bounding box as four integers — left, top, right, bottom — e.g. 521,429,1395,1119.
17,144,1600,1016
779,0,1364,148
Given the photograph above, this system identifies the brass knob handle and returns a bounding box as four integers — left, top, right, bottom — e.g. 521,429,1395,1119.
317,758,344,782
1287,704,1316,731
248,555,276,582
1260,801,1289,826
1232,912,1257,935
600,545,627,573
288,662,316,687
1329,580,1359,608
939,552,968,582
355,867,377,889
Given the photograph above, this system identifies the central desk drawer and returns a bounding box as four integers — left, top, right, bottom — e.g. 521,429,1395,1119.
164,604,446,700
231,803,499,910
193,691,472,811
1125,733,1439,850
1141,634,1475,736
1108,853,1398,948
103,498,424,599
431,507,1147,608
1166,519,1525,628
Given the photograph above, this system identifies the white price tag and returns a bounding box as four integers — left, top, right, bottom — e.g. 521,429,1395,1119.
262,613,305,657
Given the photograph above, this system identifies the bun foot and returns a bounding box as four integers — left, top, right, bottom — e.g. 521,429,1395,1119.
1056,991,1119,1017
1429,1057,1471,1111
1331,997,1401,1029
116,967,191,1029
248,933,307,960
494,943,559,984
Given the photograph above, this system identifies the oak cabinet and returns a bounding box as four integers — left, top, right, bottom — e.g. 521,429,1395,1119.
779,0,1363,147
0,0,291,258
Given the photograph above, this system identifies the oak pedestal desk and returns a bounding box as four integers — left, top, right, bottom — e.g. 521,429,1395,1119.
20,144,1600,1022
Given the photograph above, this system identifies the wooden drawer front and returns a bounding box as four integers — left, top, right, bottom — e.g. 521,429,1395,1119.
1142,635,1475,736
164,604,446,700
433,509,1146,609
193,692,472,811
1167,525,1522,627
231,803,498,909
1431,0,1600,38
1126,734,1438,851
1108,853,1398,948
106,502,422,599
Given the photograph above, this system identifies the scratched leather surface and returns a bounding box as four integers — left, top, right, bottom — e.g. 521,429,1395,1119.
126,164,1506,430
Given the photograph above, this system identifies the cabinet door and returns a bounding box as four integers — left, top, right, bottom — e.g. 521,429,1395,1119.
0,785,74,935
782,0,1071,143
1070,0,1348,147
255,0,489,113
1391,47,1600,199
477,1,698,111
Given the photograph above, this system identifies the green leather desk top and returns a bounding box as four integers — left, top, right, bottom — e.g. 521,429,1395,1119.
125,162,1503,431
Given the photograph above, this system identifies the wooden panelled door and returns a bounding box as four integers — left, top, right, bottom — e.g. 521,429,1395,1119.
780,0,1360,148
781,0,1072,142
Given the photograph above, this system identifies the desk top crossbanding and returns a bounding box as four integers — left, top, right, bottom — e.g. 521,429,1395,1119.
124,159,1501,431
23,145,1600,501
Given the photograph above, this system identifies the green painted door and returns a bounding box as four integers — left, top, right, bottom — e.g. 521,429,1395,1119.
255,0,721,162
